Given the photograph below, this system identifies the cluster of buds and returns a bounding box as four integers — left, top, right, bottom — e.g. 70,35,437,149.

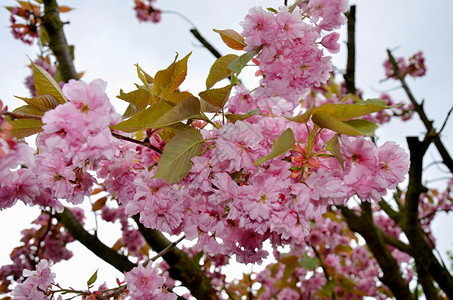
0,100,15,156
8,3,41,45
134,0,162,23
384,51,426,79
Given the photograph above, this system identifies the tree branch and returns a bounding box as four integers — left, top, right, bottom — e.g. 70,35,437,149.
42,0,78,82
111,131,162,154
190,29,222,59
133,215,218,299
54,208,136,272
400,137,453,297
387,50,453,173
340,205,415,300
378,198,401,223
343,5,356,95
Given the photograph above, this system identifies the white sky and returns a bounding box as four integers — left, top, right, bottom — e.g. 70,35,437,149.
0,0,452,293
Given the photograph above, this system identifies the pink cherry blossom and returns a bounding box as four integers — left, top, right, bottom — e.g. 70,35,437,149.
125,263,177,300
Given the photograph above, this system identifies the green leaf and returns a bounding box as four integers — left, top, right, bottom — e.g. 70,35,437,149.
225,109,260,123
254,128,294,166
151,96,201,129
326,133,345,170
122,103,138,119
111,101,173,133
343,119,379,136
161,90,193,105
158,124,185,142
15,94,60,112
117,88,151,110
154,128,204,184
228,48,261,75
153,52,191,95
87,269,98,287
200,99,221,113
199,84,233,109
206,54,238,89
317,280,336,298
312,99,388,121
213,29,246,50
135,64,152,93
30,60,67,104
299,255,320,271
287,105,314,124
312,111,378,136
13,105,45,116
9,118,43,139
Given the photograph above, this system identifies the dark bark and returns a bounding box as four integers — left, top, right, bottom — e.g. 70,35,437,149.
343,5,356,95
341,205,415,300
400,137,453,297
415,258,438,300
54,208,136,272
42,0,78,82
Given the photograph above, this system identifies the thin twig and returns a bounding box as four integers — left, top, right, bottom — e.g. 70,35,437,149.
144,235,186,267
111,131,162,154
387,49,453,173
438,105,453,135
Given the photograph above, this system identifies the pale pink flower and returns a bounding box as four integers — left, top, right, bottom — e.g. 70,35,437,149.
125,263,176,300
213,121,264,173
11,259,55,300
241,7,276,50
320,32,341,53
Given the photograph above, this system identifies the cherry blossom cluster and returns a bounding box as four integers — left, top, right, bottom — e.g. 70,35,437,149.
11,259,55,300
0,210,82,294
133,0,162,23
243,209,413,299
0,100,14,153
125,263,177,299
1,79,120,212
235,2,346,112
2,5,410,267
383,51,426,79
96,114,408,264
9,4,41,45
1,3,416,298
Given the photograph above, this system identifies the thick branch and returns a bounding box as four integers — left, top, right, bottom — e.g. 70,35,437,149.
387,50,453,173
341,206,415,300
134,216,218,300
54,208,136,272
42,0,78,81
400,137,453,297
343,5,356,95
414,258,438,300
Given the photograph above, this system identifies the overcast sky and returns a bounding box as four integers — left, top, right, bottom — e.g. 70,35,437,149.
1,0,452,291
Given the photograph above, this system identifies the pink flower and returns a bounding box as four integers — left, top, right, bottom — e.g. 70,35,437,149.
376,141,409,189
321,32,341,53
125,263,177,300
241,7,276,50
12,259,55,300
213,121,264,173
